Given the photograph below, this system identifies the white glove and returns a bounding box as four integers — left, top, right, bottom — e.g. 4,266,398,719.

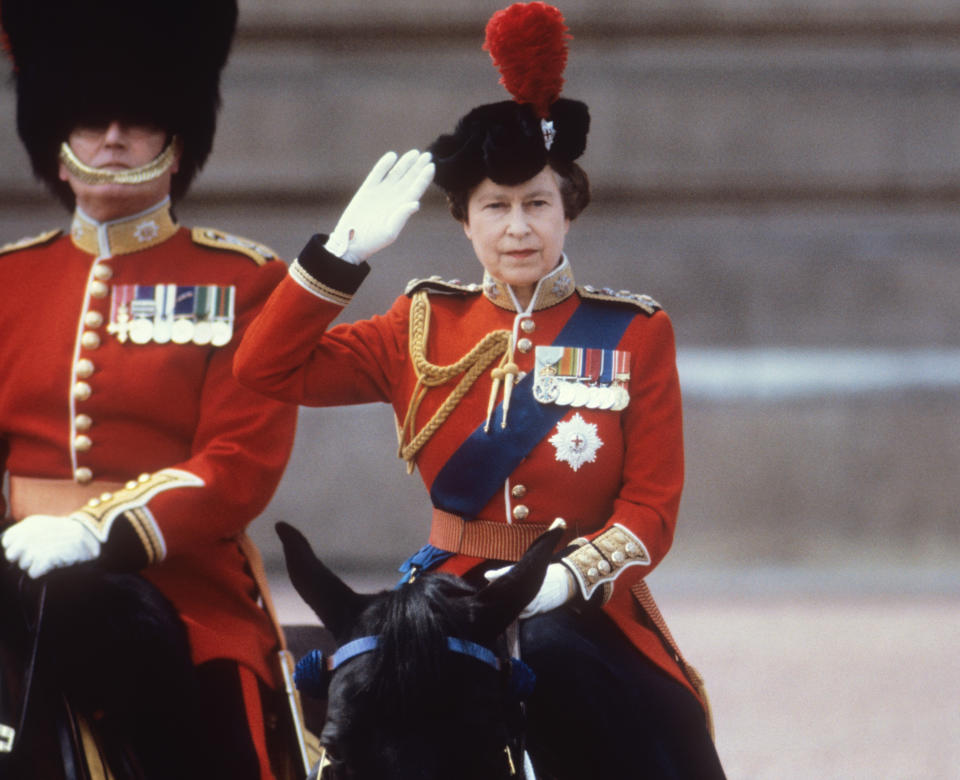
2,514,101,579
485,562,576,619
325,149,435,264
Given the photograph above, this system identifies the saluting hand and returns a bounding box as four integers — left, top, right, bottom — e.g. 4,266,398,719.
2,514,101,579
325,149,435,264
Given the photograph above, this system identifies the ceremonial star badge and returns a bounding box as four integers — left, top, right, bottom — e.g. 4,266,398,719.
549,413,603,472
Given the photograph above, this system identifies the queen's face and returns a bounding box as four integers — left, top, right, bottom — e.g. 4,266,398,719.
463,167,570,309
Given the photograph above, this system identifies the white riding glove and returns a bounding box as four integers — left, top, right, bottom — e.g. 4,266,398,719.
2,514,101,579
325,149,435,264
484,562,576,619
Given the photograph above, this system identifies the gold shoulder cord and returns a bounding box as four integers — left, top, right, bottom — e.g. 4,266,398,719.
398,291,511,472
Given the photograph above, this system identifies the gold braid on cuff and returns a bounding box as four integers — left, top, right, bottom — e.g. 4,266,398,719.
59,136,180,185
561,523,651,602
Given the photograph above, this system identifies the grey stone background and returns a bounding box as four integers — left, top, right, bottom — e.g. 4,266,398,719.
2,2,959,775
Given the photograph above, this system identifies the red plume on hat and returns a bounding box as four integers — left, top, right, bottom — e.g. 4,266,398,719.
429,2,588,195
483,2,571,120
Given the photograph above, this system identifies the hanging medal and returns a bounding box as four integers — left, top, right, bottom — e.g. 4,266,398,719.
534,346,631,411
533,345,563,403
107,284,134,343
210,285,236,347
171,286,197,344
129,285,156,344
611,349,631,411
151,284,176,343
192,285,214,345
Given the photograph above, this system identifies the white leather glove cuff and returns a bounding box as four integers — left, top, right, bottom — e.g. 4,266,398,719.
2,514,102,579
485,562,576,619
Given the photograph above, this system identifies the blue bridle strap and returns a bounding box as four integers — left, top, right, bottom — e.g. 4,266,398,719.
328,635,382,671
329,635,502,672
296,633,536,702
445,637,502,671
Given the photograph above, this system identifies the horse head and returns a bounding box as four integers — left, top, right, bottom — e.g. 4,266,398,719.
276,520,564,780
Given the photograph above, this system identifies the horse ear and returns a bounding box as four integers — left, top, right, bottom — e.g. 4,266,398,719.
275,521,371,639
469,520,566,639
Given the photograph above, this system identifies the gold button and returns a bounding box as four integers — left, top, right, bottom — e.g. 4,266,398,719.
512,504,530,521
74,434,92,452
75,466,93,483
517,338,532,354
73,381,92,401
93,263,113,281
510,484,527,499
125,480,138,490
75,413,93,431
80,331,101,350
89,280,109,298
520,318,536,333
83,310,104,328
99,492,113,501
138,473,151,483
75,358,95,378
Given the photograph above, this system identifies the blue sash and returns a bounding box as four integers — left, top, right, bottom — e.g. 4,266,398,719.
429,300,636,517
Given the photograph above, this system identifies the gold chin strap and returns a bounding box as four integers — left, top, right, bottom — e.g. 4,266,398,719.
58,136,179,185
398,291,512,472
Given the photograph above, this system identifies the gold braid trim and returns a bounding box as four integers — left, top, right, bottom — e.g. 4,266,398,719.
397,291,511,472
59,137,180,185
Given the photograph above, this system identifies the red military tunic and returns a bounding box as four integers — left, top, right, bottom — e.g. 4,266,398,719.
0,199,297,685
235,234,704,707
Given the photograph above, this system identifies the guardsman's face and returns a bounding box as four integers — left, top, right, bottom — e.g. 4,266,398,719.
58,120,179,221
463,167,571,309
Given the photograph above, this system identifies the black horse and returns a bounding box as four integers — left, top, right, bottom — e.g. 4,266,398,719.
276,520,565,780
0,561,221,779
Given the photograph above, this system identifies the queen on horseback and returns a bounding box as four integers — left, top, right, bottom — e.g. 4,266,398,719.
236,3,725,778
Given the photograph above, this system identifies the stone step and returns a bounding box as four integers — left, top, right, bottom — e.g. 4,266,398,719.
3,6,960,202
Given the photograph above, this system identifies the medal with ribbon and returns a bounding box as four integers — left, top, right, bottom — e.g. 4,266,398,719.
533,346,631,411
107,283,236,346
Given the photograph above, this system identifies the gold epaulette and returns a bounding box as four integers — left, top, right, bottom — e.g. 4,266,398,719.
404,275,483,297
191,227,279,266
0,228,62,257
578,284,661,316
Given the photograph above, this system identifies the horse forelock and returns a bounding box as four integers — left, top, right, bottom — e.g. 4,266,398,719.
322,573,522,778
376,575,478,704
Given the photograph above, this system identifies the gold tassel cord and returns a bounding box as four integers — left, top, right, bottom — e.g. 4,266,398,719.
485,349,520,432
398,291,511,471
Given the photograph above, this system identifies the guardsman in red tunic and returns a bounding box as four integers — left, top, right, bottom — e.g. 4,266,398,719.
0,2,301,778
236,4,725,778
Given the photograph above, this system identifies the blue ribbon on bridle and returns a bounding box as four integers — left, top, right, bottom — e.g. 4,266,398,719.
294,635,535,701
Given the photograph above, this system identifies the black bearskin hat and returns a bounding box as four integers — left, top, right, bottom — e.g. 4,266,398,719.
0,0,237,210
429,2,590,195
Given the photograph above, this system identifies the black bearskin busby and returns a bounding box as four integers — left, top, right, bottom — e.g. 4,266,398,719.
428,2,590,196
0,0,238,209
